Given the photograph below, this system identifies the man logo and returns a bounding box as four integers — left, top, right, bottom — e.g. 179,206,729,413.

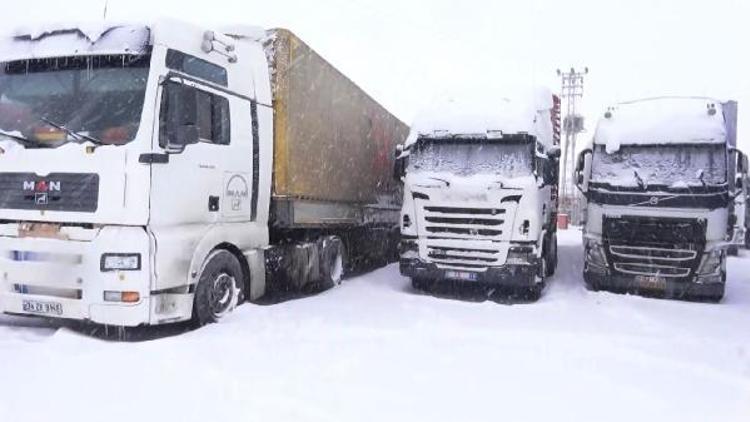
225,175,249,211
23,180,61,192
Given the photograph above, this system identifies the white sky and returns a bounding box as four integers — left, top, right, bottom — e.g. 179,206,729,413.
4,0,750,148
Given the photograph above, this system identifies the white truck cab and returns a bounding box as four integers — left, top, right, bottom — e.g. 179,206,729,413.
395,90,561,299
0,20,406,327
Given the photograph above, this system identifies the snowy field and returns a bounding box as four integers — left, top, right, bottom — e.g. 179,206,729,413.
1,228,749,422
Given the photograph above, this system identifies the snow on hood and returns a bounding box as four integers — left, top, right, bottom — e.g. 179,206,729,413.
405,87,555,148
0,23,150,62
594,97,727,153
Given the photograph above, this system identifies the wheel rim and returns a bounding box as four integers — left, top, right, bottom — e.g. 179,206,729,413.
330,249,344,285
209,272,238,318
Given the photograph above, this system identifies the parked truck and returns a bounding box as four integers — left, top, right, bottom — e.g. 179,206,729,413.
0,20,408,326
394,91,561,299
575,97,746,302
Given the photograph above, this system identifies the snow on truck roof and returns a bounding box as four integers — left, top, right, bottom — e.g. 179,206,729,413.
594,96,728,153
0,23,151,61
405,87,556,148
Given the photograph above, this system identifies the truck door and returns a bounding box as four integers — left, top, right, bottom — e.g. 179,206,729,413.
147,76,254,289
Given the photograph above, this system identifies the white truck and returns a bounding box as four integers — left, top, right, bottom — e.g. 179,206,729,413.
394,91,561,299
575,97,746,301
0,20,408,326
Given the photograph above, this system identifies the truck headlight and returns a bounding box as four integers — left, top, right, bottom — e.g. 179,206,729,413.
697,249,723,275
585,240,607,268
101,253,141,271
506,245,533,265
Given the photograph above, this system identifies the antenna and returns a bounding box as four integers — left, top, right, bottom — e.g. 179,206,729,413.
103,0,109,20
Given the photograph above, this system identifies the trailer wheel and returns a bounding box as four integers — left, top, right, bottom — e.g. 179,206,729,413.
319,236,346,290
193,250,244,326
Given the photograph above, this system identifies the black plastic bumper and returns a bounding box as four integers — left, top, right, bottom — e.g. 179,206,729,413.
400,258,538,287
583,268,724,301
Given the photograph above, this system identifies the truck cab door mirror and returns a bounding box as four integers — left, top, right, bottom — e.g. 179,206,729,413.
159,81,201,152
575,149,592,194
547,146,561,159
393,144,407,180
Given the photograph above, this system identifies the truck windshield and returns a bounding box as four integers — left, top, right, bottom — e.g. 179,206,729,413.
0,54,150,148
408,139,534,177
591,143,727,188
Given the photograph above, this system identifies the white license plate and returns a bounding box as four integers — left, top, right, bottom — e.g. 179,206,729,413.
22,299,63,316
635,275,667,290
445,270,478,281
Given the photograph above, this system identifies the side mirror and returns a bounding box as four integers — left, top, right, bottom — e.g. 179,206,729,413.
575,149,593,194
393,144,407,180
547,146,561,160
176,124,200,146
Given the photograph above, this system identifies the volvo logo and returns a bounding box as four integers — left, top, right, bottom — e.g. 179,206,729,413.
649,196,659,205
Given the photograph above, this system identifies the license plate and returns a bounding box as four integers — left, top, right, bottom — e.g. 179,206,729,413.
635,275,667,290
22,299,63,316
445,270,478,281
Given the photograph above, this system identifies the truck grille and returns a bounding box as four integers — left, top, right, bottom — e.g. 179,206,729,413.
421,205,508,241
603,216,705,279
418,204,513,270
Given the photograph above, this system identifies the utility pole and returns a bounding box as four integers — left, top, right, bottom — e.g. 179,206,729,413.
556,67,588,224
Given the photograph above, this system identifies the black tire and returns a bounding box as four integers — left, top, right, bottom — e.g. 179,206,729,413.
545,233,558,277
318,236,346,291
583,271,599,291
193,249,245,326
745,230,750,249
411,277,434,292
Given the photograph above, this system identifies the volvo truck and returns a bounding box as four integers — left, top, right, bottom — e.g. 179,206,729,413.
395,91,561,299
576,97,745,302
0,21,408,326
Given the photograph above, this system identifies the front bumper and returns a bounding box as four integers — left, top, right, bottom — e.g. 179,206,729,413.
400,258,538,287
0,225,152,326
583,267,725,301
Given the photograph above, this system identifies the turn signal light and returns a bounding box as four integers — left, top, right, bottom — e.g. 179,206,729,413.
103,291,140,303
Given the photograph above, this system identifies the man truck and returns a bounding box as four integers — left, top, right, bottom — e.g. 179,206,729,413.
575,97,746,302
395,91,561,299
0,20,408,326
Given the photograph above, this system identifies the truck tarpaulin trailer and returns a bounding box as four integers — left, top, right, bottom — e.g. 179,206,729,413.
395,89,561,300
576,97,747,302
0,20,408,326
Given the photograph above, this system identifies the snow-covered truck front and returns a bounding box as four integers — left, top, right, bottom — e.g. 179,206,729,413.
395,91,561,299
576,97,746,301
0,21,407,327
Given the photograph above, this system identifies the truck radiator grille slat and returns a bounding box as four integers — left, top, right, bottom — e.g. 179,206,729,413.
424,217,504,226
613,263,691,278
425,227,502,236
424,206,505,215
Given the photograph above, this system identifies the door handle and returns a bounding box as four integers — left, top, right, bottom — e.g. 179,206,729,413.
208,196,220,212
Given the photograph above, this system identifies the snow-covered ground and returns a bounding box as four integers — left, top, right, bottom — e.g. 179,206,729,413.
1,228,749,422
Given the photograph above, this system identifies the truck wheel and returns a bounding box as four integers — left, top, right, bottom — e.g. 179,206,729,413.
319,236,346,290
745,231,750,249
411,277,434,292
193,250,245,326
545,234,558,277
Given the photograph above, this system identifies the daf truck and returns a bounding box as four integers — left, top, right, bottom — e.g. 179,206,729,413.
395,91,561,299
0,20,408,326
576,97,746,301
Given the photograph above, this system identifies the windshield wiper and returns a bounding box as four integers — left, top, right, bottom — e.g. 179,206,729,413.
0,128,45,147
40,117,105,146
633,169,646,190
